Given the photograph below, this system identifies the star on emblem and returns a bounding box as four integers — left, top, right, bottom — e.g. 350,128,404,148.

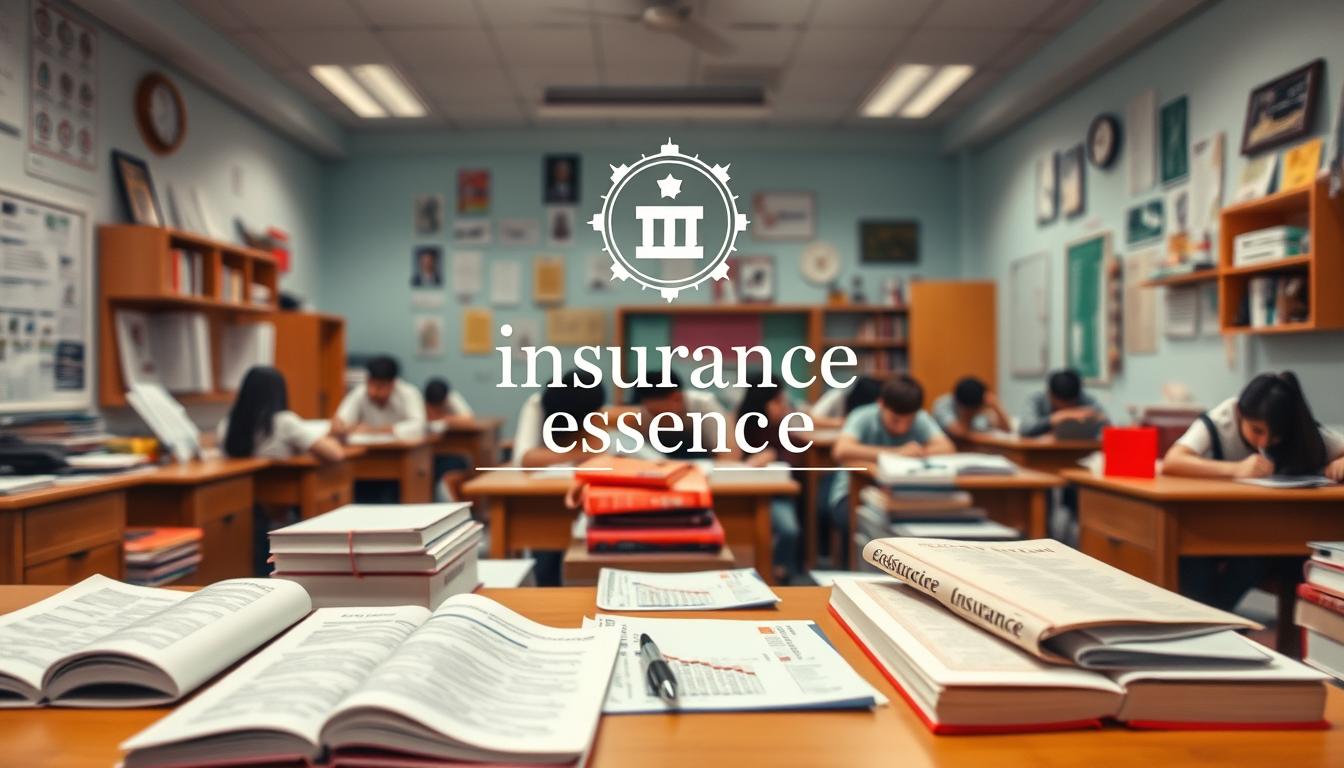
656,173,683,199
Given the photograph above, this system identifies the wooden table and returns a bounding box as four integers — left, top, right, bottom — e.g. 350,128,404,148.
966,432,1100,474
799,429,841,571
0,473,143,584
126,458,269,585
844,465,1063,567
1063,469,1344,654
562,540,737,585
253,447,364,520
2,584,1342,768
351,437,434,503
461,470,798,585
435,417,503,471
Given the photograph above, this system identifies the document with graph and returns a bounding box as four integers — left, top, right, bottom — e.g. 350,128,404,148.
596,568,781,611
588,615,883,713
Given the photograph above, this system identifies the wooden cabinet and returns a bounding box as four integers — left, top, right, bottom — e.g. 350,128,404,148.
272,312,346,418
908,280,997,404
18,492,126,583
126,474,256,584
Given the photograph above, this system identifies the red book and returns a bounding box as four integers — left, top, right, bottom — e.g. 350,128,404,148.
586,516,724,554
1298,581,1344,613
123,526,203,554
583,469,712,515
574,456,691,488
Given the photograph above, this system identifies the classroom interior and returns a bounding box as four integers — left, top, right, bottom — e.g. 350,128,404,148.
4,0,1344,765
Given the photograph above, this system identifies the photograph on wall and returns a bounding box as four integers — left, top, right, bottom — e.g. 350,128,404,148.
547,308,606,346
456,168,490,214
414,315,443,359
546,205,575,246
543,154,580,203
1241,59,1323,155
859,220,919,264
1065,232,1115,384
1280,137,1323,190
414,193,444,236
586,252,609,291
451,250,483,301
735,255,776,303
1125,198,1164,245
111,150,162,226
452,218,492,245
1035,151,1058,224
1332,82,1344,197
410,245,442,288
498,217,540,246
750,191,815,241
1233,154,1278,202
1159,95,1189,184
1060,145,1085,218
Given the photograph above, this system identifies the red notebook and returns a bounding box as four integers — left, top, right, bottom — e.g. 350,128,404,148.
574,456,692,488
583,469,712,515
123,527,203,554
586,516,724,554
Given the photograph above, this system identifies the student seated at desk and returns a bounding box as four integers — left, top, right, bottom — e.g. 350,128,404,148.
808,375,881,429
219,366,343,574
1019,368,1108,438
1164,371,1344,481
932,376,1011,437
331,355,426,438
829,374,955,541
513,369,610,468
424,377,474,501
737,379,802,583
628,370,734,460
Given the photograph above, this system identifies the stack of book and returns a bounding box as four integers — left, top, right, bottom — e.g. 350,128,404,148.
123,527,203,586
1244,272,1309,328
1233,225,1307,266
857,485,1018,544
829,537,1328,733
0,411,112,454
268,502,482,608
1297,541,1344,681
577,457,725,554
170,248,206,296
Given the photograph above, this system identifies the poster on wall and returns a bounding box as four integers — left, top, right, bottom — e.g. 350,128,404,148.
0,0,24,135
546,205,575,246
410,245,442,289
1123,247,1159,355
1008,252,1049,378
543,154,580,204
1126,88,1156,195
1160,96,1189,185
1189,132,1224,261
26,0,97,191
1065,233,1115,384
413,194,444,236
457,169,490,214
414,315,443,359
751,191,815,241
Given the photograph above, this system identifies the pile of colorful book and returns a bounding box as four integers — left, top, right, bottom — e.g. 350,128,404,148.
577,457,724,554
268,502,482,608
123,527,202,586
1297,541,1344,681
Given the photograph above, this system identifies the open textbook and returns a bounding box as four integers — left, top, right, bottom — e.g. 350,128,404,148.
122,595,620,768
596,568,780,611
588,614,881,714
876,453,1016,484
861,538,1258,666
0,574,309,707
829,579,1327,733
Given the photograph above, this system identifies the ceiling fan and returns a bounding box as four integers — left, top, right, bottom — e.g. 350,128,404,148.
552,0,735,56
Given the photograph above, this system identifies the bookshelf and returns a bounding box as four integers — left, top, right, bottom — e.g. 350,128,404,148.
818,304,909,388
1218,178,1344,334
272,312,346,418
98,225,280,408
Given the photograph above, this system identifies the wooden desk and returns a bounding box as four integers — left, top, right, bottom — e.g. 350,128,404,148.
435,417,503,470
844,466,1062,567
561,540,737,586
126,458,267,585
2,584,1342,768
461,470,799,585
351,437,434,503
966,432,1100,475
0,474,141,584
1063,469,1344,654
253,447,364,520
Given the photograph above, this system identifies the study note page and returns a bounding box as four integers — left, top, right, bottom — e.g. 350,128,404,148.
596,568,781,611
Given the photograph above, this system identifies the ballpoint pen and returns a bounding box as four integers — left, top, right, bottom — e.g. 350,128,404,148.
639,632,679,703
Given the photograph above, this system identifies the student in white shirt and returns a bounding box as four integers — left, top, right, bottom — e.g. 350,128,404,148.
425,377,475,501
332,356,426,437
515,369,610,467
628,370,735,459
807,375,881,428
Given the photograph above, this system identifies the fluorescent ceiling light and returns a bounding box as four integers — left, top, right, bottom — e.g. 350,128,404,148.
351,64,427,118
860,64,933,118
899,64,975,118
310,65,386,118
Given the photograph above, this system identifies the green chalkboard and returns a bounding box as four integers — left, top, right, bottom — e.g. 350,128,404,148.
1066,234,1110,382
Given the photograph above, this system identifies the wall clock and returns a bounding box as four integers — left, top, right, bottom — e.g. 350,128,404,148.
135,72,186,155
801,240,840,286
1087,113,1121,169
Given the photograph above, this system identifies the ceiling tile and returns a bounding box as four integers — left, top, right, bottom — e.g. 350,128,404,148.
480,0,595,27
773,67,872,104
696,28,800,68
794,28,907,67
1034,0,1096,31
184,0,248,31
698,0,813,27
512,65,602,100
267,29,392,66
810,0,933,28
222,0,365,29
418,67,516,103
770,98,853,121
895,27,1015,66
349,0,481,27
377,28,498,67
602,58,692,86
599,20,696,66
992,30,1052,70
922,0,1058,29
493,26,597,68
228,31,301,72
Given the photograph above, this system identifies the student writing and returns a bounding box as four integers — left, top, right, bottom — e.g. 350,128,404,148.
219,366,342,461
331,356,426,437
514,369,613,467
1019,368,1108,437
932,376,1010,437
737,378,802,583
628,370,736,459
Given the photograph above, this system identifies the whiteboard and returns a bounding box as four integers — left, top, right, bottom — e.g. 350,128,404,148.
0,187,92,412
1008,252,1050,378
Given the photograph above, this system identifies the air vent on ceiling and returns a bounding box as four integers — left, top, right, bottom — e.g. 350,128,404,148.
538,86,769,119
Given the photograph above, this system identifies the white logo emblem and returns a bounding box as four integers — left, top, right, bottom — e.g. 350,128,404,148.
589,138,748,301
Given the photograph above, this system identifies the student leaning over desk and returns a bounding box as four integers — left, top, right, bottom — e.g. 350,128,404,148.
736,376,803,584
330,355,426,438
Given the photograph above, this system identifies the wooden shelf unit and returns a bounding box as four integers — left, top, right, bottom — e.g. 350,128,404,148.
98,225,280,408
1218,178,1344,334
272,312,347,418
1138,269,1218,289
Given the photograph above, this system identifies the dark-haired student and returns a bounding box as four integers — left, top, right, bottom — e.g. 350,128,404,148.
808,375,881,429
514,369,612,468
424,378,476,501
218,366,344,574
1163,372,1344,610
1019,368,1108,437
737,380,802,583
331,355,426,437
829,374,955,544
630,370,733,459
931,376,1011,437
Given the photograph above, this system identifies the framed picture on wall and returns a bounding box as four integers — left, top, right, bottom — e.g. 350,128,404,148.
457,168,490,214
1035,151,1058,225
750,191,815,240
859,219,919,264
1241,59,1324,156
1060,144,1086,218
735,254,775,303
111,150,162,226
543,154,580,203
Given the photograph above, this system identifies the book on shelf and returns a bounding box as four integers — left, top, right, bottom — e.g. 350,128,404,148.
1244,274,1310,328
0,574,310,707
169,249,205,297
115,310,213,393
861,537,1259,666
120,595,620,768
1232,225,1307,267
219,321,275,392
0,475,56,495
829,578,1327,733
125,383,203,464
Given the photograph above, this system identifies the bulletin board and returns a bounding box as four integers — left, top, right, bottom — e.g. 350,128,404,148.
1065,233,1112,384
0,187,92,412
1008,252,1049,378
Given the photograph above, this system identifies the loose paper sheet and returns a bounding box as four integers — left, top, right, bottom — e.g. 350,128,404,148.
462,308,492,355
596,568,781,611
489,259,520,307
1127,89,1156,195
1165,285,1199,339
1123,248,1159,355
450,251,482,300
546,307,605,345
534,255,565,305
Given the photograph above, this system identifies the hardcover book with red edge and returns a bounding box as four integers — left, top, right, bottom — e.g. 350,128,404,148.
586,516,724,554
1298,581,1344,612
574,456,692,488
583,469,712,515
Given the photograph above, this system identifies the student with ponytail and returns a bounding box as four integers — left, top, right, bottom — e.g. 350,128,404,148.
1164,371,1344,481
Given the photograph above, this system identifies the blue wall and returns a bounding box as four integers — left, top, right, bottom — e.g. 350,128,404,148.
962,0,1344,426
319,129,960,432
